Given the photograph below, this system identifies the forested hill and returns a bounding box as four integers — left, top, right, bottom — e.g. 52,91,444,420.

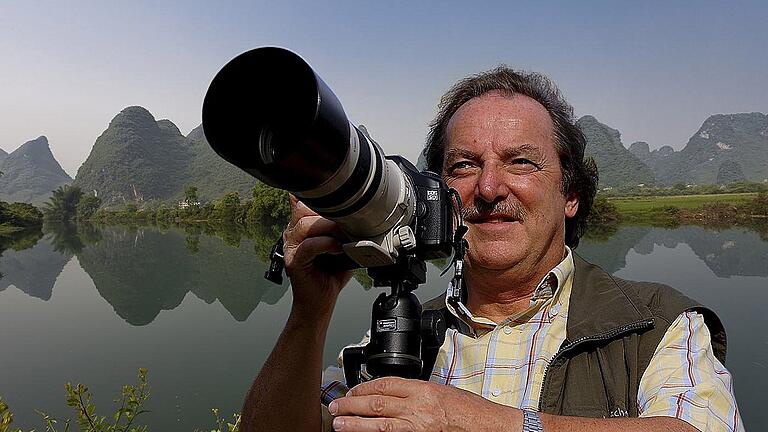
654,113,768,185
0,136,72,205
73,106,259,207
182,125,258,201
73,106,190,207
578,115,656,188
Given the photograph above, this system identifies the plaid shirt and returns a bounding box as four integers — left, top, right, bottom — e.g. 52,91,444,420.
321,248,743,431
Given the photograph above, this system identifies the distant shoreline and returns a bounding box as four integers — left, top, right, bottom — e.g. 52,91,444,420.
597,192,767,233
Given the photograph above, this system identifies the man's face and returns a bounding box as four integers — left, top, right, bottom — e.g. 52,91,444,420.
442,92,578,274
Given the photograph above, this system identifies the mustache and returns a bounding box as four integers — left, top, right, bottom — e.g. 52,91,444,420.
461,199,526,222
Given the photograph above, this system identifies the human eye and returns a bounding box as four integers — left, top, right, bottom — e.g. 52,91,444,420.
509,158,541,172
447,160,476,175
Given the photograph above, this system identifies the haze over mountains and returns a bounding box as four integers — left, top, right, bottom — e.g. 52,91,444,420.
2,107,767,207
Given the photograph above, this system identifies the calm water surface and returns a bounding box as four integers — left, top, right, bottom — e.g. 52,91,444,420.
0,224,765,430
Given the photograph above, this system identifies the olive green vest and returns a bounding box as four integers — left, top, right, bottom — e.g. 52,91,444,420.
423,254,727,418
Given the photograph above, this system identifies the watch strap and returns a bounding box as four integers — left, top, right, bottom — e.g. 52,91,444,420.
522,409,544,432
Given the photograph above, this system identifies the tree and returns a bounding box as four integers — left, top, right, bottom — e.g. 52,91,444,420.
42,185,84,222
184,186,200,207
213,192,241,222
76,195,102,221
249,183,290,220
0,201,43,227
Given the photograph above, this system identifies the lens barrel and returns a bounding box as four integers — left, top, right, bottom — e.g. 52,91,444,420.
202,47,349,192
202,47,414,241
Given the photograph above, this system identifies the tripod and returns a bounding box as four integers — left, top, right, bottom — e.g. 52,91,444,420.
342,254,446,387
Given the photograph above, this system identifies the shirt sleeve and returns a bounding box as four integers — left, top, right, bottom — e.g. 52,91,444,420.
319,331,370,432
637,311,744,431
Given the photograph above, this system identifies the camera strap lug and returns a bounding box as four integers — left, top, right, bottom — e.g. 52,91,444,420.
265,237,285,285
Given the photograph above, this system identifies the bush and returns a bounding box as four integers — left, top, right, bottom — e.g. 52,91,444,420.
76,195,102,221
586,195,620,225
0,369,240,432
0,202,43,228
746,192,768,216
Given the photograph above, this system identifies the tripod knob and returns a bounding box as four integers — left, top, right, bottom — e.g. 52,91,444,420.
393,226,416,250
421,309,447,349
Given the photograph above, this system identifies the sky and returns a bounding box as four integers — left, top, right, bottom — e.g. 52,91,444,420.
1,0,767,178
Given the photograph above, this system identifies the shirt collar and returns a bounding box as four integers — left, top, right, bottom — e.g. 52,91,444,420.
445,246,574,329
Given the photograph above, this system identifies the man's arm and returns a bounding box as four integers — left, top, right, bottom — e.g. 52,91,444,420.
241,307,332,432
328,377,698,432
240,196,352,432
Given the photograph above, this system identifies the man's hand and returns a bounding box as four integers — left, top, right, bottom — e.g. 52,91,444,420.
328,377,520,432
283,194,353,318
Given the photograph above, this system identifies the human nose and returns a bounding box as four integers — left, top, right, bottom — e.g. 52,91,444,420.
475,163,510,203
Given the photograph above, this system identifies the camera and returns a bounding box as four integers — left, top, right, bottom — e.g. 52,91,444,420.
202,47,465,384
201,47,454,268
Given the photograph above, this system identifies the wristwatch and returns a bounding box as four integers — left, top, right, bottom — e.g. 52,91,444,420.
522,409,544,432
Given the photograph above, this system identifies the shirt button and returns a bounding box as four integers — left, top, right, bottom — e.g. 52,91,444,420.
491,389,501,397
503,326,513,335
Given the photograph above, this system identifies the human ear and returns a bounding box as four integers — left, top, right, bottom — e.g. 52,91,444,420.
564,192,579,218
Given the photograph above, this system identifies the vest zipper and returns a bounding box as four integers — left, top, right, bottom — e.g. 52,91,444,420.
537,318,654,411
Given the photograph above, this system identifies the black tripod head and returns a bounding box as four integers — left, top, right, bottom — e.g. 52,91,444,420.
342,254,447,387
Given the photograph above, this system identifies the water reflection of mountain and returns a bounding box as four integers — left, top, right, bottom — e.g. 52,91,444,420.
578,226,651,273
579,225,768,277
0,234,72,300
639,226,768,277
76,227,287,325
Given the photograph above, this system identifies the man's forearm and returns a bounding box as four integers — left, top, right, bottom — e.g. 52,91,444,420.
539,412,698,432
241,307,331,432
328,377,700,432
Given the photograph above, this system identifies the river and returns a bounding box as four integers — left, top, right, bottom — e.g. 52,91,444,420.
0,224,765,430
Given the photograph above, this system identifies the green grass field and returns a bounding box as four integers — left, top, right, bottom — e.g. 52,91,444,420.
608,193,758,214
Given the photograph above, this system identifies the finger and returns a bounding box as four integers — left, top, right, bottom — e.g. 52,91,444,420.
289,193,299,206
348,377,420,398
291,236,344,267
332,416,410,432
285,216,344,244
330,394,407,419
287,195,318,227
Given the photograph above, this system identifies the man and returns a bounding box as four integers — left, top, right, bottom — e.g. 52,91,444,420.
241,67,743,432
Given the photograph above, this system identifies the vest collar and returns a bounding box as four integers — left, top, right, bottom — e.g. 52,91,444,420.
566,254,655,342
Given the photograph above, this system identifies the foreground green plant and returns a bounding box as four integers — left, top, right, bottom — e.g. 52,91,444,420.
200,409,241,432
0,369,239,432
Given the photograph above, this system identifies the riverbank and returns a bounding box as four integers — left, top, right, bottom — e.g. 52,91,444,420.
609,192,756,213
605,192,768,231
37,185,767,246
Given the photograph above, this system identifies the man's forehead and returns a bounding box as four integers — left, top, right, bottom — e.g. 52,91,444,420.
458,117,523,130
445,93,555,150
444,142,544,161
449,92,551,125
